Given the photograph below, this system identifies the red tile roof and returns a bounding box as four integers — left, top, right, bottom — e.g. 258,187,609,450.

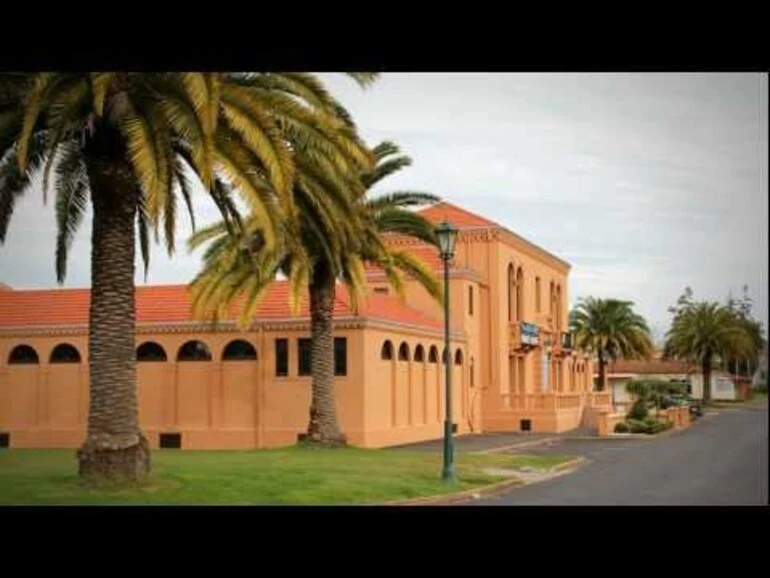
607,359,696,375
417,201,500,229
0,282,444,331
364,240,446,276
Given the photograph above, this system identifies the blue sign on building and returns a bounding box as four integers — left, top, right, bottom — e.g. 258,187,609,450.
520,322,540,346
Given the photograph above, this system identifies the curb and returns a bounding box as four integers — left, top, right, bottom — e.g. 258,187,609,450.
378,456,587,506
475,437,558,455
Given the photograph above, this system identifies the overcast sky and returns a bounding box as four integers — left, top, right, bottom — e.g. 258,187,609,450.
0,73,767,342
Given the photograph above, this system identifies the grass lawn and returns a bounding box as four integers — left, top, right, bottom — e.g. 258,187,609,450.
0,446,575,505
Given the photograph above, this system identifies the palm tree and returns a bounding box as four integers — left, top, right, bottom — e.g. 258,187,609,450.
569,297,655,392
188,141,441,446
0,72,375,480
663,301,754,402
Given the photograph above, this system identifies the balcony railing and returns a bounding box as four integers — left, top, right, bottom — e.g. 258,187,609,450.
560,331,573,350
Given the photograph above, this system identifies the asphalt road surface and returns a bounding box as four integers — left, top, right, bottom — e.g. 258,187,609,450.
471,406,768,506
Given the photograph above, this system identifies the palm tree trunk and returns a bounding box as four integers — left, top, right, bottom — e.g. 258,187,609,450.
702,355,712,403
77,148,150,481
597,350,605,392
305,262,346,447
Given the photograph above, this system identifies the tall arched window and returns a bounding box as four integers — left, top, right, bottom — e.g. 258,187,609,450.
515,267,523,322
507,263,515,322
381,340,393,360
8,344,39,364
428,346,439,363
556,285,562,332
535,277,541,313
414,344,425,362
398,342,410,361
454,349,463,365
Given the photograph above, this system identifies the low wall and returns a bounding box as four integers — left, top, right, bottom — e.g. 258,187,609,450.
597,411,625,437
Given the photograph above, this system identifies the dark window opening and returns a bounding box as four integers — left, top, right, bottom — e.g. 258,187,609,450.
177,340,211,361
8,344,39,364
381,341,393,360
454,349,463,366
429,346,439,363
222,339,257,361
520,419,532,432
374,287,389,295
398,342,410,361
159,433,181,449
0,432,9,448
275,338,288,376
414,345,425,362
334,337,347,377
50,343,81,364
298,338,312,376
136,341,167,362
468,285,474,316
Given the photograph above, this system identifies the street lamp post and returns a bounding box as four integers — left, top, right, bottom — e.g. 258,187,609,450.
436,220,459,483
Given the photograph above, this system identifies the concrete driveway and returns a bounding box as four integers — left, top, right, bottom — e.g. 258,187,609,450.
469,406,768,506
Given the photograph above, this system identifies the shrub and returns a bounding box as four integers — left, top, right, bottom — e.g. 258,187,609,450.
614,421,630,433
647,420,671,434
627,398,649,421
626,418,648,434
755,384,767,394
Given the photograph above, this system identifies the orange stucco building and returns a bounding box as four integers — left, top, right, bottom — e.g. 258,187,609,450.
0,202,609,450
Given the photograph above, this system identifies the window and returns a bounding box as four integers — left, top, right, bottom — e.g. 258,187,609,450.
428,346,439,363
468,285,474,315
8,344,39,364
177,340,211,361
414,344,425,362
374,287,389,295
50,343,81,363
222,339,257,361
136,342,167,362
535,277,541,312
515,267,523,321
275,338,288,376
298,338,312,376
507,264,514,322
334,337,347,376
470,357,475,388
398,342,410,361
454,349,463,365
381,341,393,360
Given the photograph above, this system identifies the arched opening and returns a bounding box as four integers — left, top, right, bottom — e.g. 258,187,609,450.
507,263,515,322
222,339,258,361
398,342,410,361
8,344,39,364
414,344,425,362
454,349,463,365
381,340,394,360
516,267,523,322
49,344,81,364
428,346,439,363
177,340,212,362
550,280,555,314
136,341,167,362
556,285,562,332
535,277,541,313
470,357,475,388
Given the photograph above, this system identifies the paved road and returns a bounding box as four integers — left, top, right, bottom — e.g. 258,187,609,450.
471,406,768,506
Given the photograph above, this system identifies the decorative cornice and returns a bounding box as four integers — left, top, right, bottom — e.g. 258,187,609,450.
0,316,464,341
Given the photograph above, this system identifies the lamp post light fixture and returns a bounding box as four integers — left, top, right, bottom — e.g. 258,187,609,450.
436,220,459,483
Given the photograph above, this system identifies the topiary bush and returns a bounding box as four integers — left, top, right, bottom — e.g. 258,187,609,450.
614,421,630,433
626,418,648,433
627,398,649,421
647,419,671,434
